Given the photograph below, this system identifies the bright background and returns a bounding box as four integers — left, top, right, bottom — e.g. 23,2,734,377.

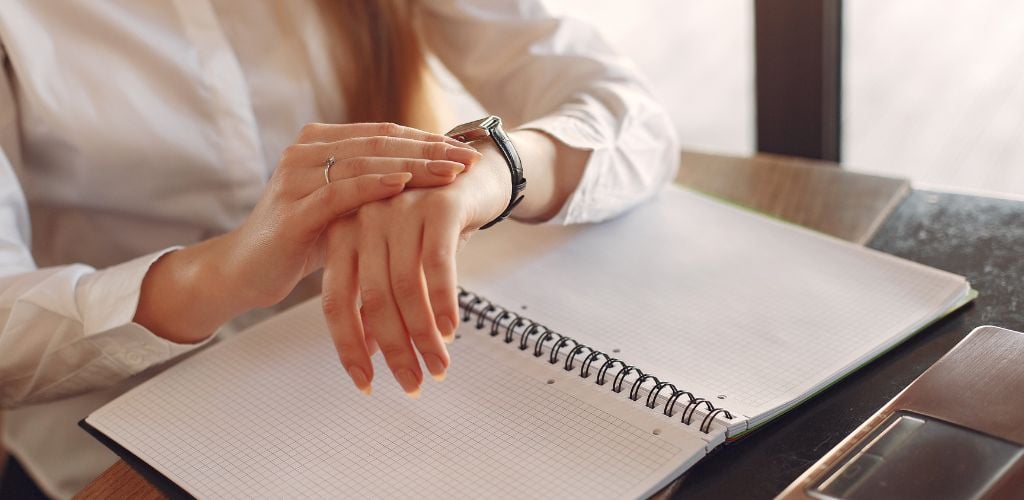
440,1,1024,197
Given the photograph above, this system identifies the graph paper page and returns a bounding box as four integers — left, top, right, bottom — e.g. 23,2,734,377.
86,299,712,499
458,186,968,427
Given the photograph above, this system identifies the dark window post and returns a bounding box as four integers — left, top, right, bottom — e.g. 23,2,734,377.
755,0,842,162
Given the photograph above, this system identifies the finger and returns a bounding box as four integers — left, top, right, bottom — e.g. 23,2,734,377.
321,229,373,395
363,307,380,357
283,139,481,180
325,157,464,188
296,122,471,149
358,232,424,398
296,173,410,236
388,220,450,382
332,137,482,166
421,206,463,343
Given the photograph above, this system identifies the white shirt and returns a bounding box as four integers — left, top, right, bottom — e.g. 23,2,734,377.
0,0,677,497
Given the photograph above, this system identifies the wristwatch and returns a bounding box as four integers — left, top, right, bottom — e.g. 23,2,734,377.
445,116,526,229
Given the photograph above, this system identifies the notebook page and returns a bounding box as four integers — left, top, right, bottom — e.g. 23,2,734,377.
86,299,714,499
457,186,967,428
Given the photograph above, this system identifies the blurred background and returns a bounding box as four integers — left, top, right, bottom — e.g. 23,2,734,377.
439,0,1024,197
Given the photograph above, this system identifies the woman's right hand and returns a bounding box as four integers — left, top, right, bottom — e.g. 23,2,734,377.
221,123,483,309
134,123,482,345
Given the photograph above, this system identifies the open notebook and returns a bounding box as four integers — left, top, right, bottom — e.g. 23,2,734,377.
82,186,971,498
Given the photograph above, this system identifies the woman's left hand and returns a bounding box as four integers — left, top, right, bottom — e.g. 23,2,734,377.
320,145,513,396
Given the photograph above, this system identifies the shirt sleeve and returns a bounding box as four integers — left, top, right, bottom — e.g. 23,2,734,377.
419,0,680,224
0,47,209,409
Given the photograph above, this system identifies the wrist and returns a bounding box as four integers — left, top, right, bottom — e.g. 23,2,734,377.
205,229,280,311
135,234,253,343
198,232,266,313
466,139,515,227
495,129,586,223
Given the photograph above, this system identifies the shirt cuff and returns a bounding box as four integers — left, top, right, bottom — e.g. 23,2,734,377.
75,246,213,373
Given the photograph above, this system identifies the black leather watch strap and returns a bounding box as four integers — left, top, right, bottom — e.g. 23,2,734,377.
446,116,526,229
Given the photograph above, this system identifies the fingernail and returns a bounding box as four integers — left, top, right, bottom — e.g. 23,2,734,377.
347,366,372,396
438,315,456,343
395,369,421,398
380,172,413,186
422,353,448,382
427,160,465,177
446,146,483,165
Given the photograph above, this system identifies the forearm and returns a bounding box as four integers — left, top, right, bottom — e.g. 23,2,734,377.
134,235,253,344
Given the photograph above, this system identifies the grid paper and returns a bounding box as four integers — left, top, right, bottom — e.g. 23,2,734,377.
458,186,968,420
87,300,689,499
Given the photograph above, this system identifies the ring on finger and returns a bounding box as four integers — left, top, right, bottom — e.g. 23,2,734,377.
323,155,337,185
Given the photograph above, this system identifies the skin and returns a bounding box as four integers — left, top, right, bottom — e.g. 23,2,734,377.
321,129,589,397
134,123,480,344
135,122,588,399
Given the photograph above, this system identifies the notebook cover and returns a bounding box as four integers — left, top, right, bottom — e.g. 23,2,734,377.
79,419,192,499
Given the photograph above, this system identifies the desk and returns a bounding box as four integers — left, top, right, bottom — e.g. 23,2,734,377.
75,151,1022,499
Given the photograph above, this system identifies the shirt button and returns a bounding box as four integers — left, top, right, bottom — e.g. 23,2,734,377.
124,351,143,365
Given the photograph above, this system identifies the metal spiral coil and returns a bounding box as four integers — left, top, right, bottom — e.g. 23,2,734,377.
457,288,736,435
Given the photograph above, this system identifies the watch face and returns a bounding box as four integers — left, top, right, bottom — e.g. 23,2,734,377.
446,116,501,142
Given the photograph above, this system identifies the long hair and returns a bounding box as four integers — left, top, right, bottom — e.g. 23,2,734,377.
319,0,437,131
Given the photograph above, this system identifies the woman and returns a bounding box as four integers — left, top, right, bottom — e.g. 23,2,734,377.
0,0,677,497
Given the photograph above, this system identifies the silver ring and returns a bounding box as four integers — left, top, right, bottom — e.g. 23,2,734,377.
323,155,336,185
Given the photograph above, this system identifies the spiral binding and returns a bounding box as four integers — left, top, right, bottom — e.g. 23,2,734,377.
458,288,735,434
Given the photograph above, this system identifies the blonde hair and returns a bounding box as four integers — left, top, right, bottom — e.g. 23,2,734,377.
320,0,438,131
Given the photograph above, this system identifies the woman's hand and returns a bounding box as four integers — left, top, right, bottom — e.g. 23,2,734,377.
135,123,481,344
223,123,482,309
320,141,513,396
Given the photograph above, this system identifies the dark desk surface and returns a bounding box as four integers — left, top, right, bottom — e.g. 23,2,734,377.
74,152,1023,499
674,189,1024,499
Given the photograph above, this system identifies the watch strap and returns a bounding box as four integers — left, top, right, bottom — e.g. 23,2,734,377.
479,121,526,229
